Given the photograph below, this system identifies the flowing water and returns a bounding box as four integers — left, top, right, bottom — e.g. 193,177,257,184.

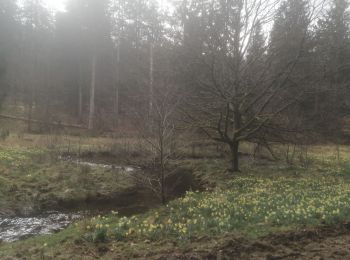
58,155,137,173
0,159,144,242
0,211,81,242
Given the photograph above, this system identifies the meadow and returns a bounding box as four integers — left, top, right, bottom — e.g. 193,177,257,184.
1,135,350,258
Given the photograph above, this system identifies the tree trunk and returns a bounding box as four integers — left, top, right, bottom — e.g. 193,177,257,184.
114,43,121,128
78,62,83,123
313,93,319,115
44,58,51,129
160,133,166,205
230,140,240,172
27,95,33,132
88,54,96,130
160,164,165,205
114,84,119,128
230,1,243,172
149,42,154,118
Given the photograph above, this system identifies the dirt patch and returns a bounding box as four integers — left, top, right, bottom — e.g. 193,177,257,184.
205,224,350,260
112,223,350,259
7,224,350,260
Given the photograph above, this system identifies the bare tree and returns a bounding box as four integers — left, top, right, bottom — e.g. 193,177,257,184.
136,80,180,204
181,0,321,172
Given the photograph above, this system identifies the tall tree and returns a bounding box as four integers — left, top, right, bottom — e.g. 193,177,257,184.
21,0,52,131
0,0,18,106
59,0,112,129
269,0,311,74
311,0,350,130
268,0,315,132
316,0,350,82
85,0,112,130
246,20,266,82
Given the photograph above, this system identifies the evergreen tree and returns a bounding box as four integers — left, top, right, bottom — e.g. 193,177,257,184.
269,0,313,119
247,20,265,62
57,0,113,128
245,20,266,82
0,0,18,106
269,0,310,71
0,0,17,71
312,0,350,126
20,0,53,130
316,0,350,83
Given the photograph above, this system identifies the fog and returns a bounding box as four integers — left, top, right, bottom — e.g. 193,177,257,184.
1,0,350,258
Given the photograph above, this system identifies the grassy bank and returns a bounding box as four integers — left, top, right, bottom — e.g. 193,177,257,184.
0,136,145,216
2,142,350,258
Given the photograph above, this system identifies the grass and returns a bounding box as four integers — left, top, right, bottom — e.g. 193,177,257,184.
0,139,137,216
70,172,350,242
2,159,350,259
2,133,350,258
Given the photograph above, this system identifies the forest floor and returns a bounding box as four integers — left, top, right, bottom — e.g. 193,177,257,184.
1,133,350,259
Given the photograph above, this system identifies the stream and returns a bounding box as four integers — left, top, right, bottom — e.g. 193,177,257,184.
0,211,81,242
0,159,141,242
0,157,190,242
58,155,137,173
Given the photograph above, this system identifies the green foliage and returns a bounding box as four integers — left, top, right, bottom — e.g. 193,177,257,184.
92,226,108,243
0,146,44,166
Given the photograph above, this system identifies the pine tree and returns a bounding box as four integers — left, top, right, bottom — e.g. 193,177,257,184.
247,20,265,61
271,0,311,71
0,0,18,76
0,0,18,106
246,20,266,80
269,0,312,101
59,0,112,129
316,0,350,83
313,0,350,121
270,0,310,65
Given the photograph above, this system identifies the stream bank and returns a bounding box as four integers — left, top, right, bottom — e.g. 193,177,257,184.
0,153,198,242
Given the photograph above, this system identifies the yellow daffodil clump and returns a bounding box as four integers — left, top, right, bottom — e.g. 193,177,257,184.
79,175,350,242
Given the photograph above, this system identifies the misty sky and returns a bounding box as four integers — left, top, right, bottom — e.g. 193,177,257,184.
42,0,67,11
42,0,173,12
